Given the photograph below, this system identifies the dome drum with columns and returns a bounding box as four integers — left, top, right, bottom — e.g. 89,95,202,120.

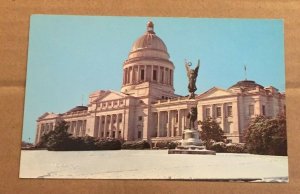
35,21,285,145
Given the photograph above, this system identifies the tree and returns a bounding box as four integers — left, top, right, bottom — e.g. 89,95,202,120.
36,129,56,148
245,115,287,156
198,117,226,146
46,120,73,151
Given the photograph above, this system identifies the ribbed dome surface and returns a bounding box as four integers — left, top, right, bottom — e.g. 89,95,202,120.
130,21,168,54
131,33,168,53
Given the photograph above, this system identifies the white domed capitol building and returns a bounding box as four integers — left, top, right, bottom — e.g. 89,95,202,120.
35,21,285,145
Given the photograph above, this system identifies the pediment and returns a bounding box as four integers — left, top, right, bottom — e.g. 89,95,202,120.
96,90,127,102
38,112,59,120
197,87,236,99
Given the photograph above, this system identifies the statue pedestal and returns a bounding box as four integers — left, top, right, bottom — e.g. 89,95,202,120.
181,129,202,146
168,128,216,155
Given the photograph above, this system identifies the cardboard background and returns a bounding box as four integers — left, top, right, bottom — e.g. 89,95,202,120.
0,0,299,193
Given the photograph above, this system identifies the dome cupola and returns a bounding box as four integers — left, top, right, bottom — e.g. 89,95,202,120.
121,21,175,98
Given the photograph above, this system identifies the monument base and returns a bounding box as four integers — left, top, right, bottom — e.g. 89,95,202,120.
168,148,216,155
168,128,216,155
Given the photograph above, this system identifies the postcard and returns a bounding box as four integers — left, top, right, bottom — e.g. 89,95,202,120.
20,15,287,182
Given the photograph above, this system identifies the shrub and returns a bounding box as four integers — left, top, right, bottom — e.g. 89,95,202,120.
121,140,150,149
209,142,226,152
155,141,179,149
42,120,122,151
245,115,287,156
225,143,246,153
95,138,122,150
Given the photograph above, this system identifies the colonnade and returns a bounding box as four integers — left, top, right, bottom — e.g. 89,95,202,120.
94,113,123,138
153,109,187,138
68,120,87,137
123,65,173,86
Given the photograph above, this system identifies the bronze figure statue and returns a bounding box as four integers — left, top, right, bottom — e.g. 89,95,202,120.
187,107,198,129
185,59,200,99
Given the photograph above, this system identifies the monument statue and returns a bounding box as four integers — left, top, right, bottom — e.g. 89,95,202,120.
168,58,215,155
187,107,197,129
185,59,200,99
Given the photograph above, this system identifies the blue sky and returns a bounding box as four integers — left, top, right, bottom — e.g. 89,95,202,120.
22,15,285,142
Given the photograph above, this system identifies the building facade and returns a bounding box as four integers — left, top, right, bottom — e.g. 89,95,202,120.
35,21,285,144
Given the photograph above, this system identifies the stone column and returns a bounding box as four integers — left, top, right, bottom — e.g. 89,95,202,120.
110,115,114,137
178,109,182,136
35,124,41,144
167,111,170,137
132,66,136,84
97,116,102,137
83,120,86,136
222,103,226,132
171,111,175,137
158,66,161,84
157,111,161,137
232,101,240,135
78,121,82,137
75,121,79,137
151,65,154,82
104,115,107,138
116,114,120,138
161,67,164,84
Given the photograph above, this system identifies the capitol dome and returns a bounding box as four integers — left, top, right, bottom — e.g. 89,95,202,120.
121,21,175,97
127,21,170,61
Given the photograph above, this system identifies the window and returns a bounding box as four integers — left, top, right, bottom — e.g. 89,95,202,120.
106,132,109,137
227,106,232,117
138,116,143,121
138,131,142,138
119,115,122,122
175,113,179,123
205,108,211,118
153,70,157,81
161,70,164,83
249,104,254,116
216,107,222,117
141,69,145,80
262,105,266,115
101,132,104,137
112,131,116,137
